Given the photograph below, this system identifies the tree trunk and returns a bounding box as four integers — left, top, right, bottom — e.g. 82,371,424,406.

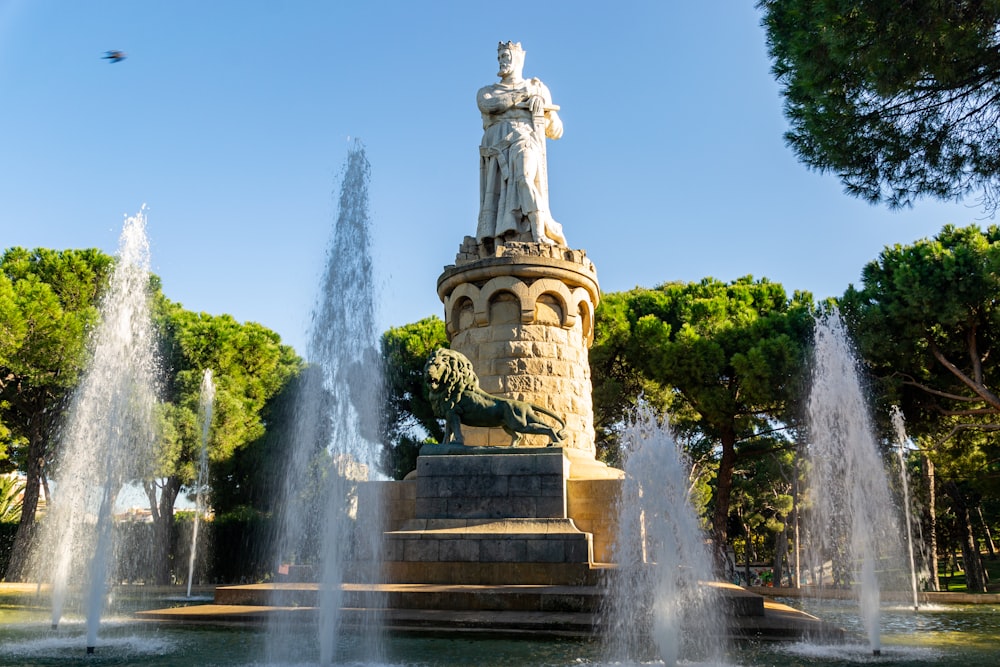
5,430,45,581
742,517,752,586
145,476,182,585
976,504,996,560
923,456,939,591
712,426,737,568
945,481,986,593
792,452,801,588
773,523,788,587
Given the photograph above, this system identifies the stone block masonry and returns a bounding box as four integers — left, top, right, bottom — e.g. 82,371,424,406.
415,447,569,519
381,448,599,586
437,241,600,455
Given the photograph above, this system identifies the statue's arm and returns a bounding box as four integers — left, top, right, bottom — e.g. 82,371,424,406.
527,79,563,139
477,85,521,114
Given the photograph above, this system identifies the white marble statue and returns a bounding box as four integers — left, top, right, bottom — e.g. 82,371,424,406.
477,41,566,247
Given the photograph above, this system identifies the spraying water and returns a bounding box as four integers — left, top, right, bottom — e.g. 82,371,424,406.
602,402,725,666
805,312,903,655
187,368,215,598
33,208,160,653
267,141,385,665
891,405,920,611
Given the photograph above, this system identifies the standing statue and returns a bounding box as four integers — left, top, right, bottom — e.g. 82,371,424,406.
477,41,566,247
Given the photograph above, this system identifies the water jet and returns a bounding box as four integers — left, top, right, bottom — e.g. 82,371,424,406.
187,368,215,599
265,141,386,665
804,311,906,655
32,208,160,653
891,405,921,612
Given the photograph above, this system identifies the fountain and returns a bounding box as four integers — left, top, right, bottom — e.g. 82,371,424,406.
602,403,725,666
129,40,842,661
30,208,160,653
186,368,215,599
804,311,905,655
266,140,386,665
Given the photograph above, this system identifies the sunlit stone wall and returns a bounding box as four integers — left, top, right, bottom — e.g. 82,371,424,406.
437,239,600,456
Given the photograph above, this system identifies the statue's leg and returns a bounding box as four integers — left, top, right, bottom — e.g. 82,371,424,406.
511,418,564,445
512,140,550,243
503,424,522,447
448,414,464,444
544,217,566,246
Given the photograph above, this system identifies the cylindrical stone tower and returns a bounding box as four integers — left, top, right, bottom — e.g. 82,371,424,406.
437,238,600,457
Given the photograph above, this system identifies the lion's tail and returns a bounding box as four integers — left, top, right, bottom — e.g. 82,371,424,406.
534,404,566,431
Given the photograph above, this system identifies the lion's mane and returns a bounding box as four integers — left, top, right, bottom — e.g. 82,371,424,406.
425,348,480,414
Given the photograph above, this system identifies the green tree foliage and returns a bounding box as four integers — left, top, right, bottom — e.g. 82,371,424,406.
841,224,1000,441
0,247,114,578
591,277,814,553
591,293,673,467
729,444,796,585
147,298,301,583
379,316,448,479
840,224,1000,590
211,364,325,518
0,475,25,523
759,1,1000,212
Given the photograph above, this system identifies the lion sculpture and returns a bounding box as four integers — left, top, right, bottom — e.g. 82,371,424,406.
424,348,566,447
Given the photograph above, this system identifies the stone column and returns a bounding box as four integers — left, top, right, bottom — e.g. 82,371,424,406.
437,239,600,458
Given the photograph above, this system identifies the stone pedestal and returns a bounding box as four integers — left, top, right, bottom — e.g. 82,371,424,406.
437,240,600,456
414,445,568,519
383,447,596,585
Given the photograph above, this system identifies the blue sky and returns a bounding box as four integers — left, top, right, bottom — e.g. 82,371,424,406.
0,2,984,357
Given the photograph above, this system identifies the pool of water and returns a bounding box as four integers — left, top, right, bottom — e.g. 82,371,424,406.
1,596,997,666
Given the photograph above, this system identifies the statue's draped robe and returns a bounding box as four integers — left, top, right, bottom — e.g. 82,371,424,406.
476,81,552,242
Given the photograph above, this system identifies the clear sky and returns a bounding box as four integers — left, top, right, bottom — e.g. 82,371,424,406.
0,2,985,357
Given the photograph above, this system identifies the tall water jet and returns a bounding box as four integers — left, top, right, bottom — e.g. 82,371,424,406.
267,141,385,665
891,405,920,611
805,311,903,655
187,368,215,599
602,403,725,667
33,208,159,652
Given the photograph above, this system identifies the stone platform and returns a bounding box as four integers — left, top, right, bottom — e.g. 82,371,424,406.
135,581,843,641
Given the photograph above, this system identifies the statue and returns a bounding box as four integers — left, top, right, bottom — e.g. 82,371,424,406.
424,348,567,447
477,41,566,247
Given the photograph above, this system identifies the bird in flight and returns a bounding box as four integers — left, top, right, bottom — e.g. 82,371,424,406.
102,50,126,63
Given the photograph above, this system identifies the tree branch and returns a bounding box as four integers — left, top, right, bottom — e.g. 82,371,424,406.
939,406,1000,417
896,373,986,403
929,340,1000,409
934,422,1000,448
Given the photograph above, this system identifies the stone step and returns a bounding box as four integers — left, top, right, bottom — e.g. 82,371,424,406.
214,582,603,613
213,581,763,617
137,582,843,640
375,608,596,636
385,519,593,564
383,560,600,586
136,604,598,637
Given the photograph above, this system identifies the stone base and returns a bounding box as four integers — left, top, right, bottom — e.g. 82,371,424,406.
134,581,848,642
382,447,601,586
415,446,569,519
388,447,624,565
384,518,594,586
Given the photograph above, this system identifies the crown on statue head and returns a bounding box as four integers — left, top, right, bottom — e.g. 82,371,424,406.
498,41,524,56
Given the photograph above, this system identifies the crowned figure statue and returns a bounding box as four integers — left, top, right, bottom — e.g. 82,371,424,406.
477,41,566,247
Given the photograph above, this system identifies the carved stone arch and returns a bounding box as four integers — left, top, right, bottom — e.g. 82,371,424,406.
480,276,531,324
526,278,574,328
446,283,483,336
570,287,596,345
